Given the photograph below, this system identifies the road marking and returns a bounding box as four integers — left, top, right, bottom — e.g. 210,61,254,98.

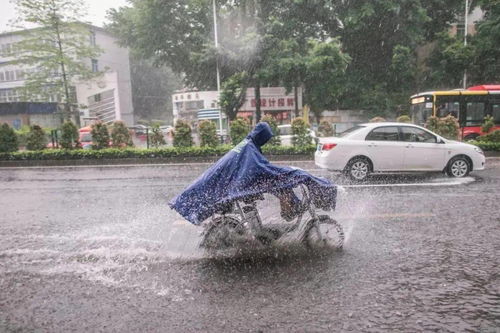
338,212,436,219
342,177,475,188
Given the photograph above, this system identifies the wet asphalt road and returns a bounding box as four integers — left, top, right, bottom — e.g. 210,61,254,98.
1,159,499,332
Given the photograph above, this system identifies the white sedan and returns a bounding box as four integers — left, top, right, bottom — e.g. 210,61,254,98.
315,122,485,181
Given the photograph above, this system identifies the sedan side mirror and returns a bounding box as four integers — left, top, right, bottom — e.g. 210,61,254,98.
437,138,445,144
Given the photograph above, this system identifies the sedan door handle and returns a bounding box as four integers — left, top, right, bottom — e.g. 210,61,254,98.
368,142,377,148
406,144,414,148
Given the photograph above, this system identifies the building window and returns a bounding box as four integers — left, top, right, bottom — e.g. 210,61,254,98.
94,93,101,102
187,94,191,100
0,43,12,56
0,72,4,82
0,90,7,102
5,70,14,81
91,59,98,72
89,31,97,46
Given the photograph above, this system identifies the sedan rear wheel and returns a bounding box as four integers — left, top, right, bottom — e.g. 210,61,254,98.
346,157,370,181
447,156,471,178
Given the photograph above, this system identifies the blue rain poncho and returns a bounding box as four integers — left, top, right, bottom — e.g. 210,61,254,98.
169,122,337,225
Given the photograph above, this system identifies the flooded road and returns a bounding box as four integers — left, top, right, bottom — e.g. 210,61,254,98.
1,159,499,332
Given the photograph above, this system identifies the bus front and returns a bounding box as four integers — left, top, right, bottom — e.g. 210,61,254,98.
410,94,434,126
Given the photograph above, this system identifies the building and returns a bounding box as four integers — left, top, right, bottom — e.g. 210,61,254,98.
0,25,134,128
450,6,484,38
172,87,302,126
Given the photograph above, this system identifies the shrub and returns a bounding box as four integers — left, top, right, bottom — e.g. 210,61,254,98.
291,117,311,147
260,115,281,145
369,116,386,122
111,121,133,148
14,125,30,147
481,115,495,133
230,117,250,144
470,141,500,151
91,121,110,149
0,144,319,161
318,120,334,137
425,115,459,140
477,129,500,142
0,123,19,153
396,115,411,123
173,120,193,147
60,121,79,149
150,124,166,148
26,125,47,150
198,120,219,147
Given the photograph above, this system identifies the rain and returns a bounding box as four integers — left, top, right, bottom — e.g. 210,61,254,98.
1,0,500,332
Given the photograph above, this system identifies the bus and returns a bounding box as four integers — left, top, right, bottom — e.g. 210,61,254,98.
410,84,500,140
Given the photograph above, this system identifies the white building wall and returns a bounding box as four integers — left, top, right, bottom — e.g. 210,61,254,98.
0,26,134,126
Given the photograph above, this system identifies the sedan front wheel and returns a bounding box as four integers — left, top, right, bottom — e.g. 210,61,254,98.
447,156,471,178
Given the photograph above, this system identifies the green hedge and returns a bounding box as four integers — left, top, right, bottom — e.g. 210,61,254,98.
0,144,317,161
470,141,500,152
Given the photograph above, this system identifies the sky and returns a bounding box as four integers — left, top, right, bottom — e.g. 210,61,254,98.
0,0,130,33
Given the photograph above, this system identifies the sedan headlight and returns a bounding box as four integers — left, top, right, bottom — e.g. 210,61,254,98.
474,147,484,155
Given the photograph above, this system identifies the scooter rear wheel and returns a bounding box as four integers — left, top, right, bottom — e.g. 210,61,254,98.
303,215,344,249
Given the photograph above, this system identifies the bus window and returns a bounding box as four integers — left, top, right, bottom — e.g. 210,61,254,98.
492,103,500,124
410,103,432,125
436,101,460,118
465,102,486,126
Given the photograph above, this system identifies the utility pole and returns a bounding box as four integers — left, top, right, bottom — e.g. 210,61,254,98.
463,0,469,89
213,0,221,93
213,0,223,135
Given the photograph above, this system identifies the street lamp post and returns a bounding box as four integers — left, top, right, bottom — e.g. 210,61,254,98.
212,0,223,136
463,0,469,89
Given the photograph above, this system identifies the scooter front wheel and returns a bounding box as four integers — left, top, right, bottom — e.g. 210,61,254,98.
303,215,344,249
199,216,246,250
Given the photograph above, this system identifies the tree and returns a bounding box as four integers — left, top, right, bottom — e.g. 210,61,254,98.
198,120,218,147
303,39,351,121
0,124,19,153
425,115,459,139
336,0,463,115
229,118,250,144
318,121,334,137
11,0,103,124
129,55,182,124
173,120,193,148
397,115,412,123
149,124,166,148
220,72,248,121
60,121,79,149
467,0,500,84
481,115,495,134
291,117,311,147
26,125,47,150
370,117,387,123
90,122,109,149
426,32,474,88
111,121,133,148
